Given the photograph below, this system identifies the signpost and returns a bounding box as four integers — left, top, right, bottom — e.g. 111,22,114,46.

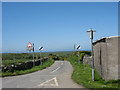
74,44,76,54
76,45,81,64
39,46,43,65
27,42,33,51
32,43,35,66
27,42,35,67
39,46,43,58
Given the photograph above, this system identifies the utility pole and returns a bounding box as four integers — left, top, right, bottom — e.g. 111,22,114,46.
87,28,96,81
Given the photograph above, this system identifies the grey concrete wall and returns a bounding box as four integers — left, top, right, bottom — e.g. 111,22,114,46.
118,37,120,79
94,42,108,80
106,37,118,80
93,36,119,81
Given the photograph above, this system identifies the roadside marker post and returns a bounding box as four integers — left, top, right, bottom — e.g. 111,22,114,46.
76,45,81,64
39,46,43,65
73,44,76,55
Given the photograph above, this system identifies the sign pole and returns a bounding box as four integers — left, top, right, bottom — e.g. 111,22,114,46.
74,44,76,55
40,50,41,58
33,43,35,67
78,50,80,64
76,45,81,64
39,46,43,65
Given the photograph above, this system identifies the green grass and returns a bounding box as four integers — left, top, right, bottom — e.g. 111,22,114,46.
1,59,54,77
68,55,119,88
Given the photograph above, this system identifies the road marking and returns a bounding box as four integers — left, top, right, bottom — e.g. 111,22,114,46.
50,67,60,74
61,62,63,65
50,62,63,74
38,77,58,86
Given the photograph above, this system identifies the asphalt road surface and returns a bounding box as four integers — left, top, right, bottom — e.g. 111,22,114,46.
2,61,84,88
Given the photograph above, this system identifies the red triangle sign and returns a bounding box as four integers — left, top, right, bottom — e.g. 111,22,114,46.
27,42,32,48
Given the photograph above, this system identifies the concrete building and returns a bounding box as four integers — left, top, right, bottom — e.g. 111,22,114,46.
93,36,120,81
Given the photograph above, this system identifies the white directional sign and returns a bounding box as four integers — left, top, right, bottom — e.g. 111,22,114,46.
76,45,81,50
39,46,43,51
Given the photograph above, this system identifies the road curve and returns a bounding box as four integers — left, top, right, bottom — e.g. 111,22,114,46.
2,61,84,88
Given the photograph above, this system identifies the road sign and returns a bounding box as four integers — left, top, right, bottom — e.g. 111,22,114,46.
27,42,33,48
39,46,43,51
76,45,81,50
27,42,33,51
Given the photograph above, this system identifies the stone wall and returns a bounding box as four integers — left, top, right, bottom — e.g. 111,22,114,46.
83,55,92,66
2,57,49,73
93,36,119,80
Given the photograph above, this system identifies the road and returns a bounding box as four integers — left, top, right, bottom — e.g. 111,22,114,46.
2,61,84,88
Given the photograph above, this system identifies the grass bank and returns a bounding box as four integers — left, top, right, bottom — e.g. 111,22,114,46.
1,59,54,77
68,55,119,88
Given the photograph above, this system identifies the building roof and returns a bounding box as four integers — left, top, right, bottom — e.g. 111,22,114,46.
93,36,120,45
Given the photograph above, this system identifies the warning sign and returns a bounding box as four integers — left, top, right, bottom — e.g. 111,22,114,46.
27,42,33,51
27,42,32,48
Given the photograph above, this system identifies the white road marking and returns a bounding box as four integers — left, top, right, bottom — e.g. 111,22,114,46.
61,63,63,65
50,62,63,74
38,77,58,86
50,67,60,74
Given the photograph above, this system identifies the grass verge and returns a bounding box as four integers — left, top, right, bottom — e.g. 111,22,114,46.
1,59,54,77
68,55,119,88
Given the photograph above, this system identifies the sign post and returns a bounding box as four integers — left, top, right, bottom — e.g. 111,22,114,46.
39,46,43,65
27,42,35,67
76,45,81,64
39,46,43,58
74,44,76,55
33,43,35,67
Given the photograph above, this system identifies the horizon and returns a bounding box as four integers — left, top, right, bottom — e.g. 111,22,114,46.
1,49,91,54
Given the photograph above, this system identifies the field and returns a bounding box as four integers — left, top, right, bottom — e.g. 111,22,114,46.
1,51,73,66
